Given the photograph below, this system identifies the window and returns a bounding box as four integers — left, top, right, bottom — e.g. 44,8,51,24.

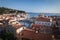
35,21,52,26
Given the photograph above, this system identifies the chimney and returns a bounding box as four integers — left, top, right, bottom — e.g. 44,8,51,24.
50,18,52,22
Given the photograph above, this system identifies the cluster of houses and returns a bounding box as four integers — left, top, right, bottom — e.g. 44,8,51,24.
0,13,60,40
0,13,29,37
18,14,56,40
0,13,29,25
17,14,60,40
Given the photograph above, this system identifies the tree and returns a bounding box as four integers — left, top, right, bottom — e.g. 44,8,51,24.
0,7,25,14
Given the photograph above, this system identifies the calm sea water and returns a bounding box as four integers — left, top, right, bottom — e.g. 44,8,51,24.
28,13,60,17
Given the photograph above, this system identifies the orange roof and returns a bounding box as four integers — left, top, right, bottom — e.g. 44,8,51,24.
31,24,45,28
35,17,50,22
20,30,53,40
13,24,24,28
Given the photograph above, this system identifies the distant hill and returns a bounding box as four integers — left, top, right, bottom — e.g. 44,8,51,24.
0,7,25,14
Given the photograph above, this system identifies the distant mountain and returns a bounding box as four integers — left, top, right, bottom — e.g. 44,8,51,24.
0,7,25,14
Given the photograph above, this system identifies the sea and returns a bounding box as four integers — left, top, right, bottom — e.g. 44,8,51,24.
28,13,60,18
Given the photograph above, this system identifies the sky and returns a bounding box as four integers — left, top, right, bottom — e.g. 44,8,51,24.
0,0,60,13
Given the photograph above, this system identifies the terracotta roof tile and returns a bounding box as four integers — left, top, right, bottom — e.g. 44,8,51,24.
20,30,53,40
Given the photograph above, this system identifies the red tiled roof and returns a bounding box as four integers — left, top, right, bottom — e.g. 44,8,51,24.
20,30,53,40
13,24,24,29
31,24,44,28
35,17,50,22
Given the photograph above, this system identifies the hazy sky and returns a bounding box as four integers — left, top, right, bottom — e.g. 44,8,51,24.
0,0,60,13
